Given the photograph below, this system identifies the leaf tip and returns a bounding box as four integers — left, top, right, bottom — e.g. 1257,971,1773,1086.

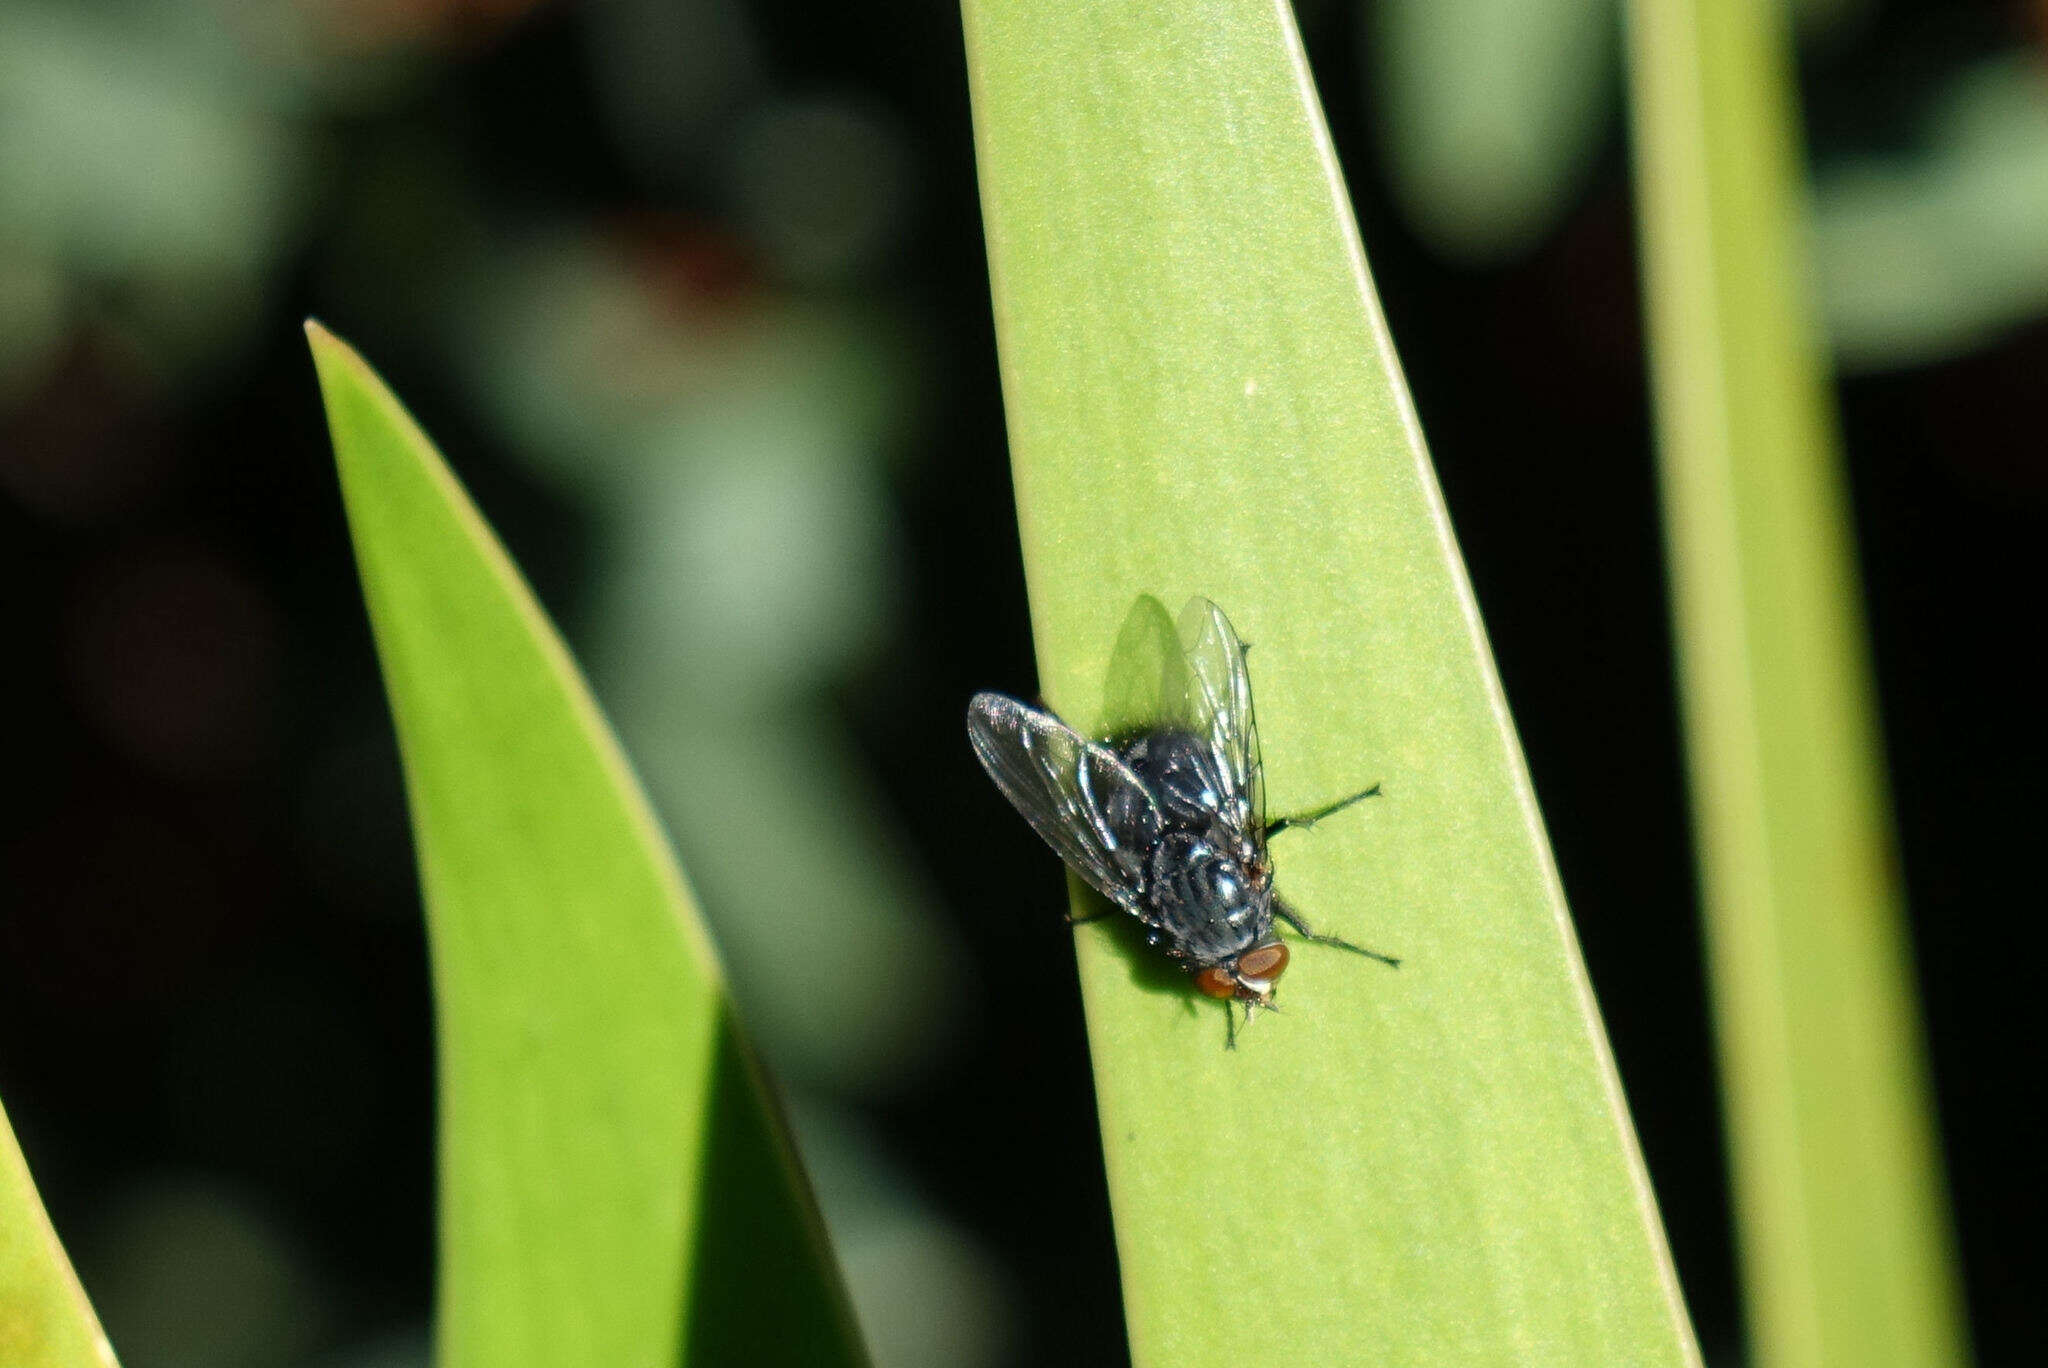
304,316,349,364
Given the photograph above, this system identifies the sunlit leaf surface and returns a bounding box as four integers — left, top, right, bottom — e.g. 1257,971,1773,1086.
0,1098,117,1368
307,323,866,1368
960,3,1702,1364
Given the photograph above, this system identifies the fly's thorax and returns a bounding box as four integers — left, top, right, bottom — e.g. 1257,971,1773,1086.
1114,727,1239,826
1145,828,1271,963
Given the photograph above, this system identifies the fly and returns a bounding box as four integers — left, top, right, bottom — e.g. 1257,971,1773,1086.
966,596,1397,1047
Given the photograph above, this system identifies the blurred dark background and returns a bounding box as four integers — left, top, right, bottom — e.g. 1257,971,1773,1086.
2,2,2044,1365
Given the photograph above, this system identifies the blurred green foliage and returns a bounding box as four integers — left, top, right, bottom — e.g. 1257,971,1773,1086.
1816,54,2048,372
4,2,1009,1358
1367,0,2048,377
1369,0,1615,262
1623,0,1971,1364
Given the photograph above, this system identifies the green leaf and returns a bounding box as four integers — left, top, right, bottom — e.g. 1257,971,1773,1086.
0,1098,117,1368
305,323,866,1368
959,4,1700,1365
1623,3,1971,1367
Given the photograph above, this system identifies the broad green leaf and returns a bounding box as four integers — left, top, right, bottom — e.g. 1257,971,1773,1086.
959,4,1700,1365
0,1099,117,1368
1622,3,1971,1367
305,324,865,1368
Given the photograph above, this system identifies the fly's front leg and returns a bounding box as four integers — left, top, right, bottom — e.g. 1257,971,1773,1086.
1273,901,1401,968
1265,783,1381,836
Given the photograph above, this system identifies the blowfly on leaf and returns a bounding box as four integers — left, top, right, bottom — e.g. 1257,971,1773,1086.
966,596,1396,1047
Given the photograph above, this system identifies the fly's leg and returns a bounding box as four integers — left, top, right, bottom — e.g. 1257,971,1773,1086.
1273,901,1401,968
1266,784,1381,836
1064,908,1114,926
1223,997,1280,1052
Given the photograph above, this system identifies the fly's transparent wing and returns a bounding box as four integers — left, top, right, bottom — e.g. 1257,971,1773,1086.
1175,597,1264,829
966,692,1161,915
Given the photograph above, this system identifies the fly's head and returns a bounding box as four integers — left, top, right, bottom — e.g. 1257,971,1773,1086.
1193,938,1290,1005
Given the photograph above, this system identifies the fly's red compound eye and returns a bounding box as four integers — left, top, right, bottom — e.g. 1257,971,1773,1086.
1235,941,1289,983
1194,965,1238,999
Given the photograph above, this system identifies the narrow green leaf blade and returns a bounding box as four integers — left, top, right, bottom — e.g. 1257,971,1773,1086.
306,323,865,1368
960,4,1700,1365
1623,3,1972,1366
0,1099,117,1368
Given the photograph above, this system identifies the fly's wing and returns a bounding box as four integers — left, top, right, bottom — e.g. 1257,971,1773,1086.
966,692,1160,915
1175,598,1264,829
